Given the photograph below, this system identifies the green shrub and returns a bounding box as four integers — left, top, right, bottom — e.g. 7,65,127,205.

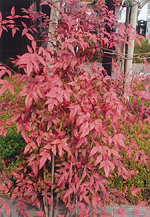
0,76,26,171
110,83,150,204
134,39,150,63
0,127,26,171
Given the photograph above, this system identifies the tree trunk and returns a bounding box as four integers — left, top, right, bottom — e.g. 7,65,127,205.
124,1,138,77
47,0,60,49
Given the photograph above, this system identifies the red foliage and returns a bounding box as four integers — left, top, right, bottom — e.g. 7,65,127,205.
0,0,149,217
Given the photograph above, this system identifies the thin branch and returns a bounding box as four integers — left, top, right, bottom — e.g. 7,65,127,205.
49,154,55,217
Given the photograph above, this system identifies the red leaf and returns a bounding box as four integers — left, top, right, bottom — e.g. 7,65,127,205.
111,149,121,158
66,203,73,213
2,203,11,217
32,40,36,51
39,156,47,169
0,27,2,38
76,116,84,128
84,196,91,206
113,134,125,148
131,185,141,197
52,145,56,155
62,144,71,155
11,7,15,17
137,200,148,206
67,44,75,55
100,209,112,217
89,146,99,157
146,206,150,212
135,38,141,46
95,155,102,166
63,188,73,199
12,28,17,37
27,45,33,53
114,208,126,217
47,197,53,206
8,83,14,95
27,61,33,76
36,211,45,217
99,160,110,178
0,12,2,22
25,33,34,41
32,161,39,177
25,94,33,112
80,122,89,138
0,85,7,96
82,166,87,180
0,185,8,193
24,143,31,154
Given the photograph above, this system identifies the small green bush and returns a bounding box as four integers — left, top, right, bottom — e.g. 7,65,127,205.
134,39,150,63
0,76,26,171
110,79,150,204
114,122,150,204
0,127,26,170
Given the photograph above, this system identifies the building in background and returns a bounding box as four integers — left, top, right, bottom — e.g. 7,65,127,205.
146,2,150,19
0,0,50,63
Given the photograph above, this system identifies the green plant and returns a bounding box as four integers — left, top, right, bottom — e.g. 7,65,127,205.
134,39,150,63
110,121,150,204
0,127,26,170
0,76,27,172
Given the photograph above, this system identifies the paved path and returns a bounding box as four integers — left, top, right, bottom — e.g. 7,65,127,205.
0,197,150,217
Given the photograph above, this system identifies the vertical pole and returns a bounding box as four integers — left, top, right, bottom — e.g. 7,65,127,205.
124,1,138,76
102,0,115,76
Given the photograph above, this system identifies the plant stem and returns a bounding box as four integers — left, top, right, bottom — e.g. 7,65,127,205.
50,153,55,217
66,157,72,217
54,198,58,217
43,164,48,217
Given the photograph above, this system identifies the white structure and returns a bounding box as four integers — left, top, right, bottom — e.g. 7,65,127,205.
147,2,150,19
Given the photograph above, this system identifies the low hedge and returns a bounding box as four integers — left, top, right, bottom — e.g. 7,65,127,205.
0,127,26,171
0,76,26,172
111,121,150,204
133,39,150,63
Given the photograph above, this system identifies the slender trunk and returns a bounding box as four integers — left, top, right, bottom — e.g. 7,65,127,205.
121,6,131,73
65,158,73,217
43,164,48,217
44,201,48,217
123,1,138,98
50,154,55,217
54,198,59,217
47,0,60,49
124,2,138,77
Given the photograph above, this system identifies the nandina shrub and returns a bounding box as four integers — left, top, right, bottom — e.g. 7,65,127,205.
0,1,149,217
